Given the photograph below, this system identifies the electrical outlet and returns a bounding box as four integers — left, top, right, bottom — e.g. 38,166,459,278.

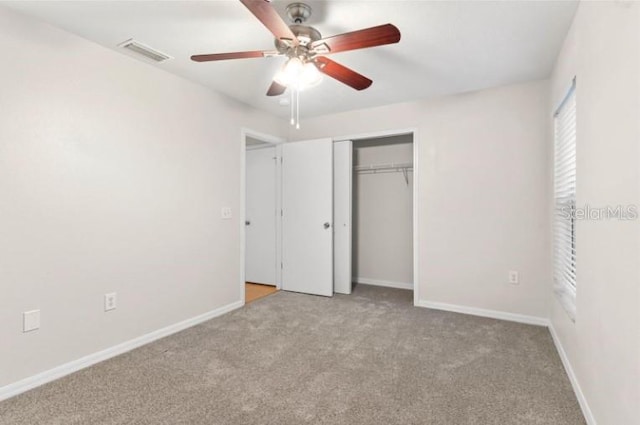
221,207,232,219
104,293,117,311
23,310,40,332
508,271,519,285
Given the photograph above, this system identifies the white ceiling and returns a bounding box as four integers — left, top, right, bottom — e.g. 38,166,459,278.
3,0,578,118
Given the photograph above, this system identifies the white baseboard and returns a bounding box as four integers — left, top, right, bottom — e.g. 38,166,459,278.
548,322,597,425
416,299,594,424
0,299,244,402
353,277,413,291
416,300,548,326
0,297,596,425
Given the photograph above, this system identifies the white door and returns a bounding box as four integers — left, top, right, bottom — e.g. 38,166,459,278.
245,146,277,285
333,141,352,294
282,138,333,297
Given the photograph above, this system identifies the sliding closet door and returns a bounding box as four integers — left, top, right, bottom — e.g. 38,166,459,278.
282,139,333,297
333,141,352,294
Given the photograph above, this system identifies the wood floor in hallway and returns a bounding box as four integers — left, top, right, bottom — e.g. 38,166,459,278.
245,282,278,303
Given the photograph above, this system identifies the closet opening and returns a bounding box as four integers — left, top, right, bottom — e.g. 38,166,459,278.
335,133,414,302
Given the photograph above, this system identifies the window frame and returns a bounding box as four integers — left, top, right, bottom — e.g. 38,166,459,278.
553,78,577,321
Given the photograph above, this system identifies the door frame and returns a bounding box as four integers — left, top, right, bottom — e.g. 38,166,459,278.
240,128,285,305
333,127,420,306
333,140,353,295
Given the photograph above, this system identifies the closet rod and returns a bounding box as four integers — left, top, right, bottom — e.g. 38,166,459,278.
353,161,413,173
354,162,413,185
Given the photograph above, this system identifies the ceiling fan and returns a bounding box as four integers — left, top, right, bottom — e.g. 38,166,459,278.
191,0,401,97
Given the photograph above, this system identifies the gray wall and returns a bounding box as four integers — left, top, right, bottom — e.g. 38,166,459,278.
0,6,286,388
291,79,551,320
549,2,640,424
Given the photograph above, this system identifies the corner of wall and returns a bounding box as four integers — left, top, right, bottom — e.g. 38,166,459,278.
547,320,597,425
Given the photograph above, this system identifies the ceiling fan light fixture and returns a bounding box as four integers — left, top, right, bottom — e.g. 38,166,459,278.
273,58,322,130
299,62,323,89
274,58,322,90
274,57,303,86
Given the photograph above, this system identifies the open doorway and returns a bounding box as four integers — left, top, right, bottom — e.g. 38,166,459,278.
353,134,414,290
241,133,336,301
334,132,415,303
242,131,282,304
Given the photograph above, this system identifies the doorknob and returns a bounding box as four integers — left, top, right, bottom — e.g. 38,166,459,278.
323,222,331,229
245,220,251,226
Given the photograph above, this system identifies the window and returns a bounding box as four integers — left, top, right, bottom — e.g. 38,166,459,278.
553,79,577,320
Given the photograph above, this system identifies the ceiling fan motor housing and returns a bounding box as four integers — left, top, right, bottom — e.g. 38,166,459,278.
275,24,322,55
273,2,321,58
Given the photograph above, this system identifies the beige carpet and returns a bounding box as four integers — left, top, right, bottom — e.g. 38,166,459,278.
0,285,585,424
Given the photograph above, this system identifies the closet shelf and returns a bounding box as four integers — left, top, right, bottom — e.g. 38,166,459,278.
354,162,413,173
354,162,413,184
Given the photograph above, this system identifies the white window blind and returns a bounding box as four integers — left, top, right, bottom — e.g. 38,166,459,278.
553,80,577,321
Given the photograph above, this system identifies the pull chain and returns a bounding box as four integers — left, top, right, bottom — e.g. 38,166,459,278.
290,88,295,126
289,87,301,130
296,89,300,129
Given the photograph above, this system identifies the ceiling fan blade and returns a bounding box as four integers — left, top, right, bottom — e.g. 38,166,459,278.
240,0,298,46
191,50,278,62
314,57,372,91
310,24,400,54
266,80,287,96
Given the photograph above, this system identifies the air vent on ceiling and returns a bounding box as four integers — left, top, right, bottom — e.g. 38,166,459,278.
117,39,172,63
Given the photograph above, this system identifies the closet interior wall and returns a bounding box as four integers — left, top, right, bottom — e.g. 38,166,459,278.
352,135,414,290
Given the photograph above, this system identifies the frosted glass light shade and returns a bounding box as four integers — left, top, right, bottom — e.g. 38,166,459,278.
299,62,322,89
275,58,322,90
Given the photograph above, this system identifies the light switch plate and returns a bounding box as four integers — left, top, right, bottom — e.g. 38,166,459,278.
221,207,232,219
508,271,519,285
23,310,40,332
104,292,117,311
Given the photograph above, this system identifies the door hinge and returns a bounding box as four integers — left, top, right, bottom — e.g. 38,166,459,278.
281,209,283,217
281,262,283,269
